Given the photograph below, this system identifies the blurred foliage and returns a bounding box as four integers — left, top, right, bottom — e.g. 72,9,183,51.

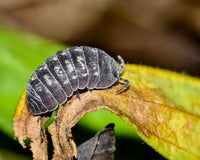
0,129,32,160
0,149,31,160
0,26,65,137
1,0,200,75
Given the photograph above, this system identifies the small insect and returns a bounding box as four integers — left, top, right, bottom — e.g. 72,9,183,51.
26,46,129,117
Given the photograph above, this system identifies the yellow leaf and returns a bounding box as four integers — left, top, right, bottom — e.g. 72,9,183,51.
14,64,200,159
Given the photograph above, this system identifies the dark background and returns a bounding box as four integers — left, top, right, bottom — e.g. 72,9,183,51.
1,0,200,76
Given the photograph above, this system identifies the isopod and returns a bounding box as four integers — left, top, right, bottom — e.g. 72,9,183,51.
26,46,129,117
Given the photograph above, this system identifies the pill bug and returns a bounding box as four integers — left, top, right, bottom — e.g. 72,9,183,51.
26,46,129,117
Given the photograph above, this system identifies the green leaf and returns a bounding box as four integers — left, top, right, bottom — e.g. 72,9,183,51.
0,26,65,136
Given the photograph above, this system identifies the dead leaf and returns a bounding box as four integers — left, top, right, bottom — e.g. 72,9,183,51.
14,89,50,160
77,123,115,160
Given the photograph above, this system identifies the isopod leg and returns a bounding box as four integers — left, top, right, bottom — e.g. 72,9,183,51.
37,116,41,124
116,78,129,93
117,55,125,74
76,91,81,100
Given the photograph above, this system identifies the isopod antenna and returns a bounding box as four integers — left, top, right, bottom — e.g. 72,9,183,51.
117,55,124,74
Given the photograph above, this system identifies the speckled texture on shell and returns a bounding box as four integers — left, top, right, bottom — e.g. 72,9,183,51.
26,46,124,115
